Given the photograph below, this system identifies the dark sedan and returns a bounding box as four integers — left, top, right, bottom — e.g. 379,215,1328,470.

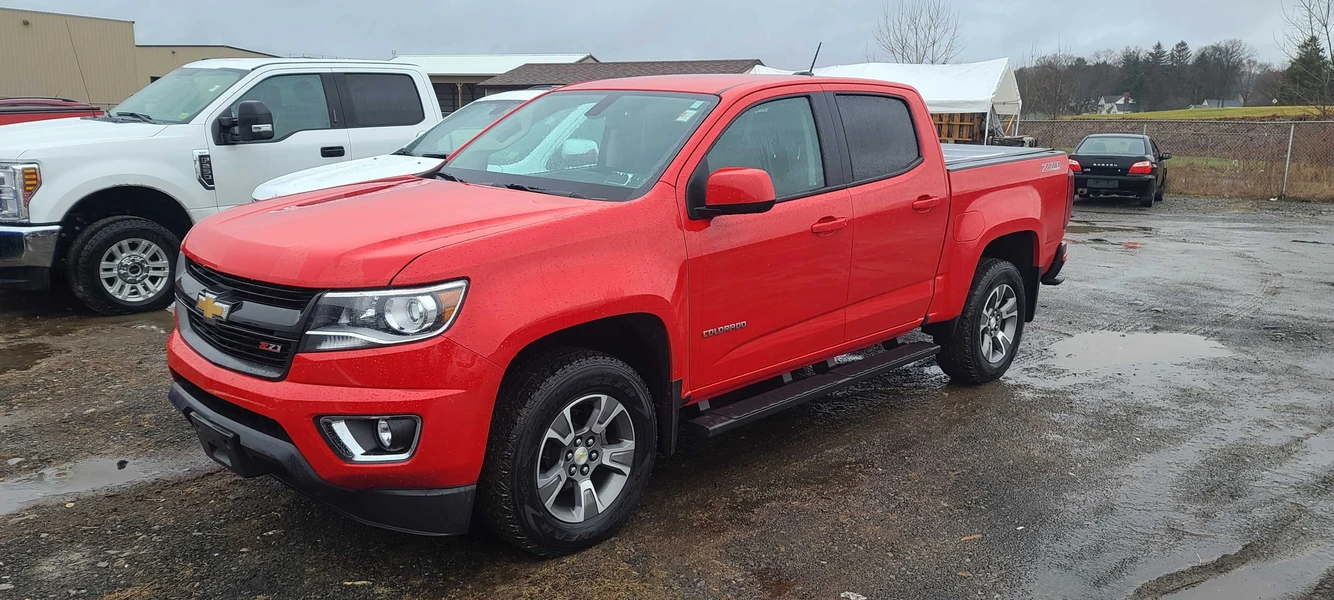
1069,134,1171,207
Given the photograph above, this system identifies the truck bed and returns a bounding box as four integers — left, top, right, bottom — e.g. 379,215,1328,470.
941,145,1064,171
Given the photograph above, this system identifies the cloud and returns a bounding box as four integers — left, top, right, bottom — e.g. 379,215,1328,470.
3,0,1289,67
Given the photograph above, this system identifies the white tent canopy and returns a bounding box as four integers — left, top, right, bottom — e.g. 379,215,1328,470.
750,58,1021,117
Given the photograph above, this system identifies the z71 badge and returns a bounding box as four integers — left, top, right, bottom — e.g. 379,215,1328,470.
1041,161,1064,172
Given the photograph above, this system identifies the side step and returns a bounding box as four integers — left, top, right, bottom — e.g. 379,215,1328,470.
688,341,940,439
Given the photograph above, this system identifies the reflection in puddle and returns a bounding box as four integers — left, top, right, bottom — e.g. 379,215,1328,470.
0,457,207,514
1066,223,1156,235
0,342,55,375
1162,545,1334,600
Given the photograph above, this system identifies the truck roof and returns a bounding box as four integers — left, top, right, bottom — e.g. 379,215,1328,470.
559,74,909,96
181,57,415,71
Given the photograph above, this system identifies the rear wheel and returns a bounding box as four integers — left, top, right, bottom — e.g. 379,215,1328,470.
933,258,1026,384
1154,180,1166,202
66,216,178,315
480,348,657,556
1139,191,1155,207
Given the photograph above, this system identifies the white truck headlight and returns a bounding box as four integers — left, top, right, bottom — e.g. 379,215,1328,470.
299,280,467,352
0,163,41,222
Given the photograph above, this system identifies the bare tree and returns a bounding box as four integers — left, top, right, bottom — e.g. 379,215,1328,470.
872,0,964,64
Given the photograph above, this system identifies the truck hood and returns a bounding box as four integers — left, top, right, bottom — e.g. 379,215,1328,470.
184,177,599,288
0,118,167,158
251,154,444,201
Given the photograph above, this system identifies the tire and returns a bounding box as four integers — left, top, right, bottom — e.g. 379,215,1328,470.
479,348,658,557
933,258,1026,385
66,216,179,316
1140,189,1156,207
1154,180,1166,202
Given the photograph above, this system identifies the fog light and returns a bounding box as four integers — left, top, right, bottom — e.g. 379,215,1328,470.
319,415,420,463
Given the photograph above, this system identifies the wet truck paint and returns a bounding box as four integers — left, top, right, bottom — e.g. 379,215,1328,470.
0,98,103,126
166,74,1071,552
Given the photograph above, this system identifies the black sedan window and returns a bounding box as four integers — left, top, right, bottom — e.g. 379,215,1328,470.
1076,136,1147,156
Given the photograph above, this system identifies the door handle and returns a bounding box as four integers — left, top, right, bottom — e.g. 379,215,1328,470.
912,195,942,212
811,216,848,235
321,146,345,158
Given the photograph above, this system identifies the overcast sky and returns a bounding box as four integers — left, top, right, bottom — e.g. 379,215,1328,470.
3,0,1290,67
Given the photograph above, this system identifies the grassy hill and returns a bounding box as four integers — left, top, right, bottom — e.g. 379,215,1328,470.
1068,106,1320,121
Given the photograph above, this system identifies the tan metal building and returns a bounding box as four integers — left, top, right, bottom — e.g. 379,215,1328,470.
0,7,272,107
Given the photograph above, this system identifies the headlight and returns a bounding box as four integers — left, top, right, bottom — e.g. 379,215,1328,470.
0,163,41,222
299,280,467,352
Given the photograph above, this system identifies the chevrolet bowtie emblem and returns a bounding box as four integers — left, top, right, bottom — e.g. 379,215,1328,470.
196,292,233,321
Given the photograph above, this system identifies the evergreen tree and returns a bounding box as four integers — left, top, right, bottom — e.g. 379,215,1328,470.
1281,35,1331,105
1119,47,1146,104
1143,42,1169,109
1169,41,1192,69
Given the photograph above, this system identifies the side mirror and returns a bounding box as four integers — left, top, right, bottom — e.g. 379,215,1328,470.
236,100,274,142
1160,152,1172,160
548,138,599,170
697,167,776,218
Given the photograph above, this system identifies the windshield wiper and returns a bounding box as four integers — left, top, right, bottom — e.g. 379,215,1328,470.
498,182,588,199
390,148,414,156
112,111,156,123
434,171,466,184
418,153,450,160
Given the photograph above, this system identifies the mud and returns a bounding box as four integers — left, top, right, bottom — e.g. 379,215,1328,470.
0,196,1332,599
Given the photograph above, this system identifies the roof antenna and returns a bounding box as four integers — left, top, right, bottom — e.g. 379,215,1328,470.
795,42,822,76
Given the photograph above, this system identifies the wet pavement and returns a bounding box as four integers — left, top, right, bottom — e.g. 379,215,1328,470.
0,196,1332,599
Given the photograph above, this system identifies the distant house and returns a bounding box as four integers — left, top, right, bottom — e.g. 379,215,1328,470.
1189,97,1244,109
478,59,764,94
1097,93,1138,115
388,53,598,114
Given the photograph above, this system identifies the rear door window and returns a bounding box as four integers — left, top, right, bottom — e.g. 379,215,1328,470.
705,96,825,198
834,94,921,182
340,73,425,128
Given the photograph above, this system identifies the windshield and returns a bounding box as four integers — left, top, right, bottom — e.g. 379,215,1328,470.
1077,136,1147,156
110,67,247,124
442,91,719,201
401,98,524,157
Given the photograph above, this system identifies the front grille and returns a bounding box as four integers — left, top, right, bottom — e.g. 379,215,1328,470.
182,302,300,368
186,259,320,311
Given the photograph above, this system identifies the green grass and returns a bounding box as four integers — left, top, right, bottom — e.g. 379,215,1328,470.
1067,105,1321,121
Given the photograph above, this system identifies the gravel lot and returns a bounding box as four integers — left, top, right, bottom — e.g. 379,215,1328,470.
1,196,1333,599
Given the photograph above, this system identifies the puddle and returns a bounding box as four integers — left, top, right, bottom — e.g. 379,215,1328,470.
1052,331,1231,371
1161,545,1334,600
0,456,207,514
0,342,55,375
1067,223,1156,234
1022,332,1232,386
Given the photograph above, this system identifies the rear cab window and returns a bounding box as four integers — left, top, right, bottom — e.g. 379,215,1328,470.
338,73,426,128
832,94,922,182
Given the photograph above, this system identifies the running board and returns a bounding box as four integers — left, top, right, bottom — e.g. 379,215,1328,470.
688,341,940,439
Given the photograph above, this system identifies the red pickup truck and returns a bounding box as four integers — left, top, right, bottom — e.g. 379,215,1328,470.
166,75,1071,555
0,97,103,126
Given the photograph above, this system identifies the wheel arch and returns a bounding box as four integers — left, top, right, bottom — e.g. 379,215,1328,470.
497,312,679,457
56,185,193,267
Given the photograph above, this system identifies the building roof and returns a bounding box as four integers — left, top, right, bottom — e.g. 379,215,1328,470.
0,6,133,23
137,44,275,57
480,59,764,88
388,54,595,77
753,58,1019,116
561,74,838,96
182,57,406,70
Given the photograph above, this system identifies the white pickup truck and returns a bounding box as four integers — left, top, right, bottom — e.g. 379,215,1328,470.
0,58,441,314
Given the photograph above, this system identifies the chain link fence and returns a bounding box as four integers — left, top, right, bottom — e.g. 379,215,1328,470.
1018,120,1334,202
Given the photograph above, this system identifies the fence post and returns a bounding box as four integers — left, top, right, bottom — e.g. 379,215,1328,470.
1142,123,1148,136
1281,123,1295,200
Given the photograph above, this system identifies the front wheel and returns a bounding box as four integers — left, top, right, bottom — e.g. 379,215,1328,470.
933,258,1026,384
480,348,657,556
66,216,179,315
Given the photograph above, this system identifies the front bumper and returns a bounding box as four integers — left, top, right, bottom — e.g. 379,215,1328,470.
0,224,60,290
169,379,476,535
1075,174,1155,196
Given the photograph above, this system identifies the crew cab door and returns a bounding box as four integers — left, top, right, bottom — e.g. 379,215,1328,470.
206,70,351,208
334,71,433,159
824,86,950,341
680,88,853,393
